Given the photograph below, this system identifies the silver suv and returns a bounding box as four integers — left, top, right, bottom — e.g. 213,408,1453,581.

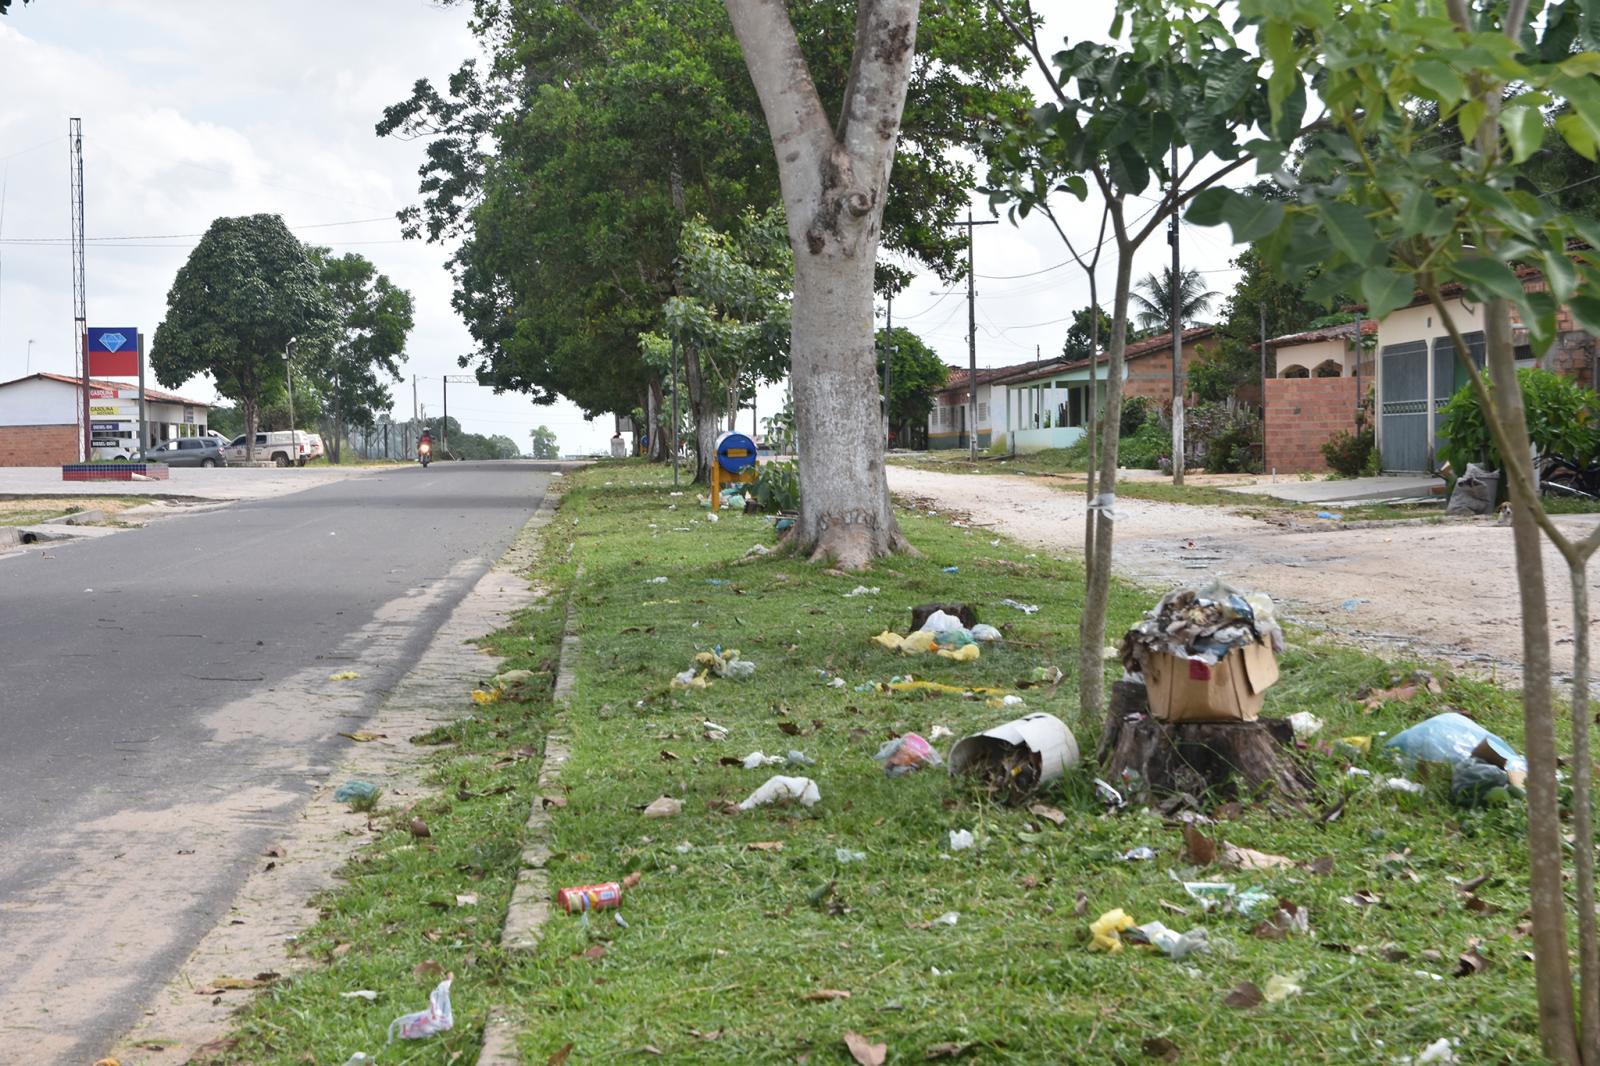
148,438,229,467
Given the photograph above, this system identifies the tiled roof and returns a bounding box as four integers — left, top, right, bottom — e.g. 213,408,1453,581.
5,371,211,407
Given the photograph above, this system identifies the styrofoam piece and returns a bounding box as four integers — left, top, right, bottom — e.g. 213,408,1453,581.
947,712,1078,787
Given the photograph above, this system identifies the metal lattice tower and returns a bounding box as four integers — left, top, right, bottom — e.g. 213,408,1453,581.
70,118,85,344
70,118,87,458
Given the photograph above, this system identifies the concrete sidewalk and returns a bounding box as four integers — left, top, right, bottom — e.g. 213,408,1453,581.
0,463,382,501
1222,473,1445,505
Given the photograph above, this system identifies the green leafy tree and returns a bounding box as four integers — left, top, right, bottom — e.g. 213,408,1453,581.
1129,267,1219,332
985,0,1309,725
0,0,34,12
529,425,560,460
641,209,791,484
385,0,1027,566
151,215,333,461
1196,2,1600,1055
303,249,414,463
875,326,948,442
1061,305,1112,360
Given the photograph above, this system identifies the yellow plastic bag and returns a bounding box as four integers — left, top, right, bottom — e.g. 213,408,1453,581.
900,630,937,655
1089,909,1135,952
936,643,981,662
871,631,905,651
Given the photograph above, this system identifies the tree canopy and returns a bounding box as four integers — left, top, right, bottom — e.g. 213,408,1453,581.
876,326,947,436
528,426,560,459
150,214,333,458
1130,267,1220,333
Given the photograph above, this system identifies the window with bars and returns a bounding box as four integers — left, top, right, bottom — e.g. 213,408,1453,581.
977,402,988,423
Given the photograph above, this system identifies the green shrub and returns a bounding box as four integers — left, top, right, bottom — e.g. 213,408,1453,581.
1321,426,1375,478
1121,395,1154,436
751,460,800,512
1186,400,1262,473
1437,368,1600,471
1118,420,1169,469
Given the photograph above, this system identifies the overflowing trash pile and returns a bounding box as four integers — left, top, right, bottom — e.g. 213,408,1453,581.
1120,579,1284,675
671,647,756,688
871,607,1002,663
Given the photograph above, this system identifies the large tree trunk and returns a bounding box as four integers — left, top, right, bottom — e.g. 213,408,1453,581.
790,250,909,566
242,395,258,464
650,378,670,462
1078,235,1134,727
725,0,920,570
683,344,718,485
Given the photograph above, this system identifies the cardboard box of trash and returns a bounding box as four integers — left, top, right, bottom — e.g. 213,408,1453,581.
1143,640,1279,722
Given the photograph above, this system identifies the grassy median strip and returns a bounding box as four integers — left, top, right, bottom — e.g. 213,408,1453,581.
497,464,1546,1064
212,463,1547,1064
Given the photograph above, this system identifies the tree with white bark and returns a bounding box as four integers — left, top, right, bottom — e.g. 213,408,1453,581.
723,0,925,567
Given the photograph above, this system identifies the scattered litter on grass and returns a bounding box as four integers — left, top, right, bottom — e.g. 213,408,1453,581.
643,796,683,818
706,512,719,523
702,720,729,740
1222,843,1296,870
1131,921,1210,959
672,669,709,690
928,725,954,742
1316,511,1342,521
328,671,360,681
948,829,975,851
1094,778,1126,808
1339,598,1368,611
1413,1038,1458,1064
1287,712,1324,739
874,733,941,776
1119,579,1284,676
1089,908,1135,952
1360,671,1443,711
1001,599,1040,614
1029,803,1067,827
1386,712,1526,778
646,576,668,584
835,848,866,864
1122,847,1156,862
742,751,783,769
1180,880,1237,911
739,775,821,810
941,566,959,573
387,976,453,1041
1223,981,1264,1009
744,544,771,558
845,585,879,597
470,688,500,705
342,990,379,1001
1385,777,1426,795
334,780,379,804
949,712,1077,799
1263,973,1302,1003
787,750,815,766
971,623,1003,643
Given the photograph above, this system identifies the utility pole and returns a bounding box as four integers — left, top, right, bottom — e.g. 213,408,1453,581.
285,337,297,461
881,289,894,449
70,118,88,460
444,374,474,459
946,209,997,460
1168,143,1184,486
670,337,681,486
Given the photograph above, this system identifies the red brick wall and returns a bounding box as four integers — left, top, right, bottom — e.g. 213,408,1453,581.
1264,376,1359,474
0,424,79,466
1124,340,1221,406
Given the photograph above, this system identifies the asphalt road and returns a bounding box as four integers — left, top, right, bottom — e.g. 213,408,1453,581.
0,461,554,1064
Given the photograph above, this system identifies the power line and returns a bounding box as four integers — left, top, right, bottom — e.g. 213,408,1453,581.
0,134,63,164
0,214,399,245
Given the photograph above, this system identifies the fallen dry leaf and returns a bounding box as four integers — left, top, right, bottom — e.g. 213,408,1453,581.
1182,823,1216,866
456,893,479,907
747,841,784,852
1306,855,1335,876
1223,981,1264,1009
689,1028,723,1041
331,943,353,958
1342,890,1383,907
1028,803,1067,828
777,721,804,736
801,989,851,1002
844,1031,888,1066
623,871,643,890
338,730,386,742
1142,1036,1180,1061
413,960,445,979
542,794,568,810
410,818,431,839
578,944,607,961
1222,842,1296,870
328,670,360,681
660,749,679,761
1073,891,1089,916
1464,895,1503,916
194,975,272,994
547,1044,574,1066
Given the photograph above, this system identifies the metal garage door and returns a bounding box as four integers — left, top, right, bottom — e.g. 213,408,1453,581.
1380,340,1430,473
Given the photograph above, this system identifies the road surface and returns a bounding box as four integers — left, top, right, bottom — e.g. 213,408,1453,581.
0,461,555,1064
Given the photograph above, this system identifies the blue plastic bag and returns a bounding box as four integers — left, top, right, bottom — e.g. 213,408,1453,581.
1385,712,1526,775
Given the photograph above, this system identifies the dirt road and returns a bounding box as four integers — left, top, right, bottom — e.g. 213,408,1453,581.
887,465,1600,682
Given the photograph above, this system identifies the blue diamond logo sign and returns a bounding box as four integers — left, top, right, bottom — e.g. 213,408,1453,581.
99,331,128,352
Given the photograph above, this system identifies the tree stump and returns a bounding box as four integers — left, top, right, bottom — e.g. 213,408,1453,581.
1101,681,1314,803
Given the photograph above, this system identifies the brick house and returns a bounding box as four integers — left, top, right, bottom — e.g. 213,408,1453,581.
1262,321,1377,474
0,372,212,466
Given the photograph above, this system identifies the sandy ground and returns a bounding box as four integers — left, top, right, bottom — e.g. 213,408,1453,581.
887,465,1600,683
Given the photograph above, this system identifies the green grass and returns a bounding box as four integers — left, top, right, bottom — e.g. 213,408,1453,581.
215,462,1556,1064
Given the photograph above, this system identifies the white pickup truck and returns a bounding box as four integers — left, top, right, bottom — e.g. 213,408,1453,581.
224,431,310,467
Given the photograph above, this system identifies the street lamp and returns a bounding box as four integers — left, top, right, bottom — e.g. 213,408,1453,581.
285,337,298,463
26,339,35,372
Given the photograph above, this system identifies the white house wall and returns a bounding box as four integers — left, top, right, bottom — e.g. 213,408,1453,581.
0,378,78,427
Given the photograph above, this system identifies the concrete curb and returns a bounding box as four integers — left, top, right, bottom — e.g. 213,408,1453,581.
478,559,582,1066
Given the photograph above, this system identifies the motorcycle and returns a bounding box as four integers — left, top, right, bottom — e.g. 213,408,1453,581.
1538,452,1600,500
418,440,432,468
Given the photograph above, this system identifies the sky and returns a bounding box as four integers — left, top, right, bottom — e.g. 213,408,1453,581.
0,1,1249,455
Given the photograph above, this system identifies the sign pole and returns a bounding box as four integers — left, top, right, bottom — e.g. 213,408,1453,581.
137,331,148,460
80,332,90,461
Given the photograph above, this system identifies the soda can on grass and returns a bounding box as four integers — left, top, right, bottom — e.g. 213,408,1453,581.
557,881,623,913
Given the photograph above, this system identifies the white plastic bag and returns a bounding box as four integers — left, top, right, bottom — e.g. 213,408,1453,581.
970,623,1003,643
738,775,821,810
388,976,454,1041
917,610,964,634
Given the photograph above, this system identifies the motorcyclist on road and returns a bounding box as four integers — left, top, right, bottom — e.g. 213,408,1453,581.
418,428,433,464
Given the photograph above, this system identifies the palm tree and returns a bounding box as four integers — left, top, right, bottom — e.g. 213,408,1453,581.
1130,267,1220,333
